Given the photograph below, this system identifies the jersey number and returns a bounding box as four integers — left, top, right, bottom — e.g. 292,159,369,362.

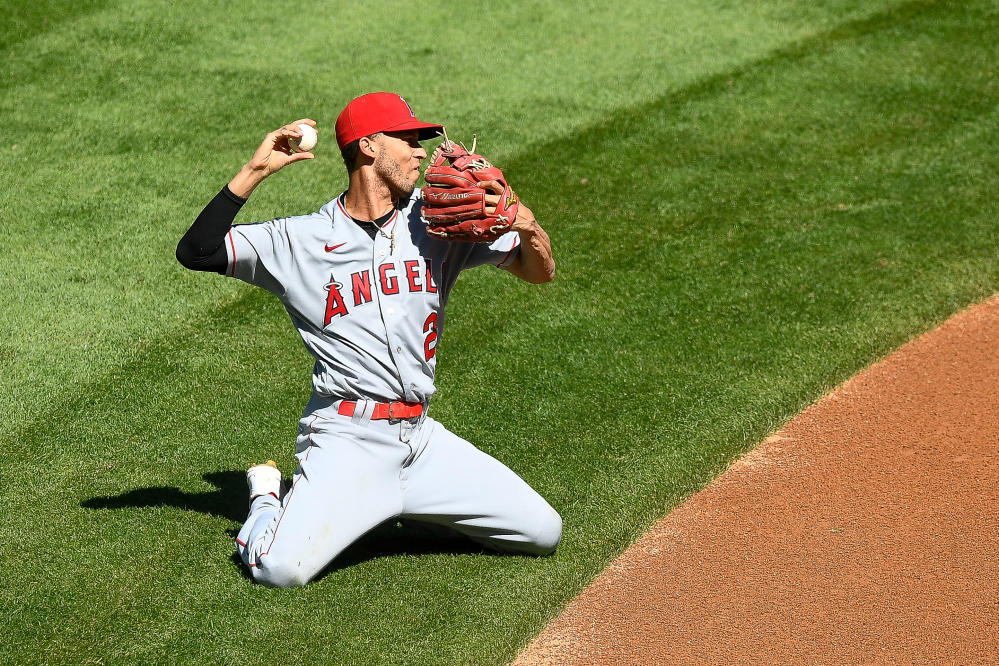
423,312,438,360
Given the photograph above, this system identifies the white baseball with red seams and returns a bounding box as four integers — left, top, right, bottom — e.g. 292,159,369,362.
228,189,561,587
288,123,317,153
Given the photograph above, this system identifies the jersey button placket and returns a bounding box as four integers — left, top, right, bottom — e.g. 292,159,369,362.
372,230,406,395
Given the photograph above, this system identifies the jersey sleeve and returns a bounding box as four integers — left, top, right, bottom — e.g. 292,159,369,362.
224,219,290,295
460,231,521,270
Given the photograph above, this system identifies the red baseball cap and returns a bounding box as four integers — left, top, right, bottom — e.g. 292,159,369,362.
334,92,443,149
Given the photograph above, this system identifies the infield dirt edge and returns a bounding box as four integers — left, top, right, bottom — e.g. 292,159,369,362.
514,294,999,665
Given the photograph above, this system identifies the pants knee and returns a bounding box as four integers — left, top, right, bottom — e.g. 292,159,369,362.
529,507,563,555
251,554,313,588
506,506,562,555
468,506,562,556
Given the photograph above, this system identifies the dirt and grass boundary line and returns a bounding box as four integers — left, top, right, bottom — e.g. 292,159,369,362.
516,295,999,664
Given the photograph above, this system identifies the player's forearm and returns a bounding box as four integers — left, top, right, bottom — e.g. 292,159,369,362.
510,220,555,284
176,185,246,273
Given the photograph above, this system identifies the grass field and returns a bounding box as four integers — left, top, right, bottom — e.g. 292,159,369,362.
2,0,997,663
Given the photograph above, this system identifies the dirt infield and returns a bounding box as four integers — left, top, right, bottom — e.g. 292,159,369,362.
515,296,999,664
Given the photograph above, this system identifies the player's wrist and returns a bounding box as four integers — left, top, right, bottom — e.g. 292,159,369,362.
229,165,268,199
513,216,540,235
222,184,248,206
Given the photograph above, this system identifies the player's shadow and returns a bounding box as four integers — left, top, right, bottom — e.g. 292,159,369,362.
317,519,488,576
82,470,489,578
81,470,248,522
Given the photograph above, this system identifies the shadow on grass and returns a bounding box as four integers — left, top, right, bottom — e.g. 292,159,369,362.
317,519,490,575
81,470,248,522
82,470,493,579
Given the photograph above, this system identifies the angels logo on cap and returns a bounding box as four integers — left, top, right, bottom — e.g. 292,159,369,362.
399,96,416,117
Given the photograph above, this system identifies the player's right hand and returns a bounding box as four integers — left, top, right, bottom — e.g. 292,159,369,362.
246,119,318,176
229,120,318,198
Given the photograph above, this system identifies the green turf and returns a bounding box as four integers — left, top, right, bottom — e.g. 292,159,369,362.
2,0,997,663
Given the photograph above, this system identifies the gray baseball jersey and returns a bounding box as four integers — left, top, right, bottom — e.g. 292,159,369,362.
225,189,520,402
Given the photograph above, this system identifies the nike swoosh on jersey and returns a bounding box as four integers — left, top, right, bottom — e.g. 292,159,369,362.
325,242,346,252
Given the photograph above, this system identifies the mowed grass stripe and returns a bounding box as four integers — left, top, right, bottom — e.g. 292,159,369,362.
3,1,998,664
0,0,111,49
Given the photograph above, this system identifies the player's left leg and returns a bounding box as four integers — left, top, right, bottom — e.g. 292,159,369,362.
398,417,562,555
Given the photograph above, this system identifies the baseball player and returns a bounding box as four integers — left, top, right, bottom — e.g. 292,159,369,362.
176,92,561,587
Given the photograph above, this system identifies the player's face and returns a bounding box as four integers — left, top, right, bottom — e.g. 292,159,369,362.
373,130,427,198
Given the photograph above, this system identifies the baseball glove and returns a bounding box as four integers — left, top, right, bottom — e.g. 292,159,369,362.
421,135,519,242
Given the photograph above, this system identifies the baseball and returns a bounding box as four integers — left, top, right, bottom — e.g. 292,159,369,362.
288,123,318,153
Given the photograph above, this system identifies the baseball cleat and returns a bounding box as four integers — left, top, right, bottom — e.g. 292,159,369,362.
246,460,281,504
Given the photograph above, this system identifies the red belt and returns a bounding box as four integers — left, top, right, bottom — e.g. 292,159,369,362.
337,400,424,421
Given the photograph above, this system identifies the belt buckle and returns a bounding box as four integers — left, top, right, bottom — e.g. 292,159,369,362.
387,401,411,423
387,401,421,423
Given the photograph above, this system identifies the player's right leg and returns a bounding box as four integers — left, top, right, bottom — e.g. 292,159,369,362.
234,413,408,587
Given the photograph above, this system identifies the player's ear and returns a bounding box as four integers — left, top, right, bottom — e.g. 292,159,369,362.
358,134,380,159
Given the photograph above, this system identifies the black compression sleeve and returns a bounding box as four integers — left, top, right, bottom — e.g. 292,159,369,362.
176,185,247,274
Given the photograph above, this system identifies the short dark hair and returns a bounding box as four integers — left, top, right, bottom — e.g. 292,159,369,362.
340,139,361,171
